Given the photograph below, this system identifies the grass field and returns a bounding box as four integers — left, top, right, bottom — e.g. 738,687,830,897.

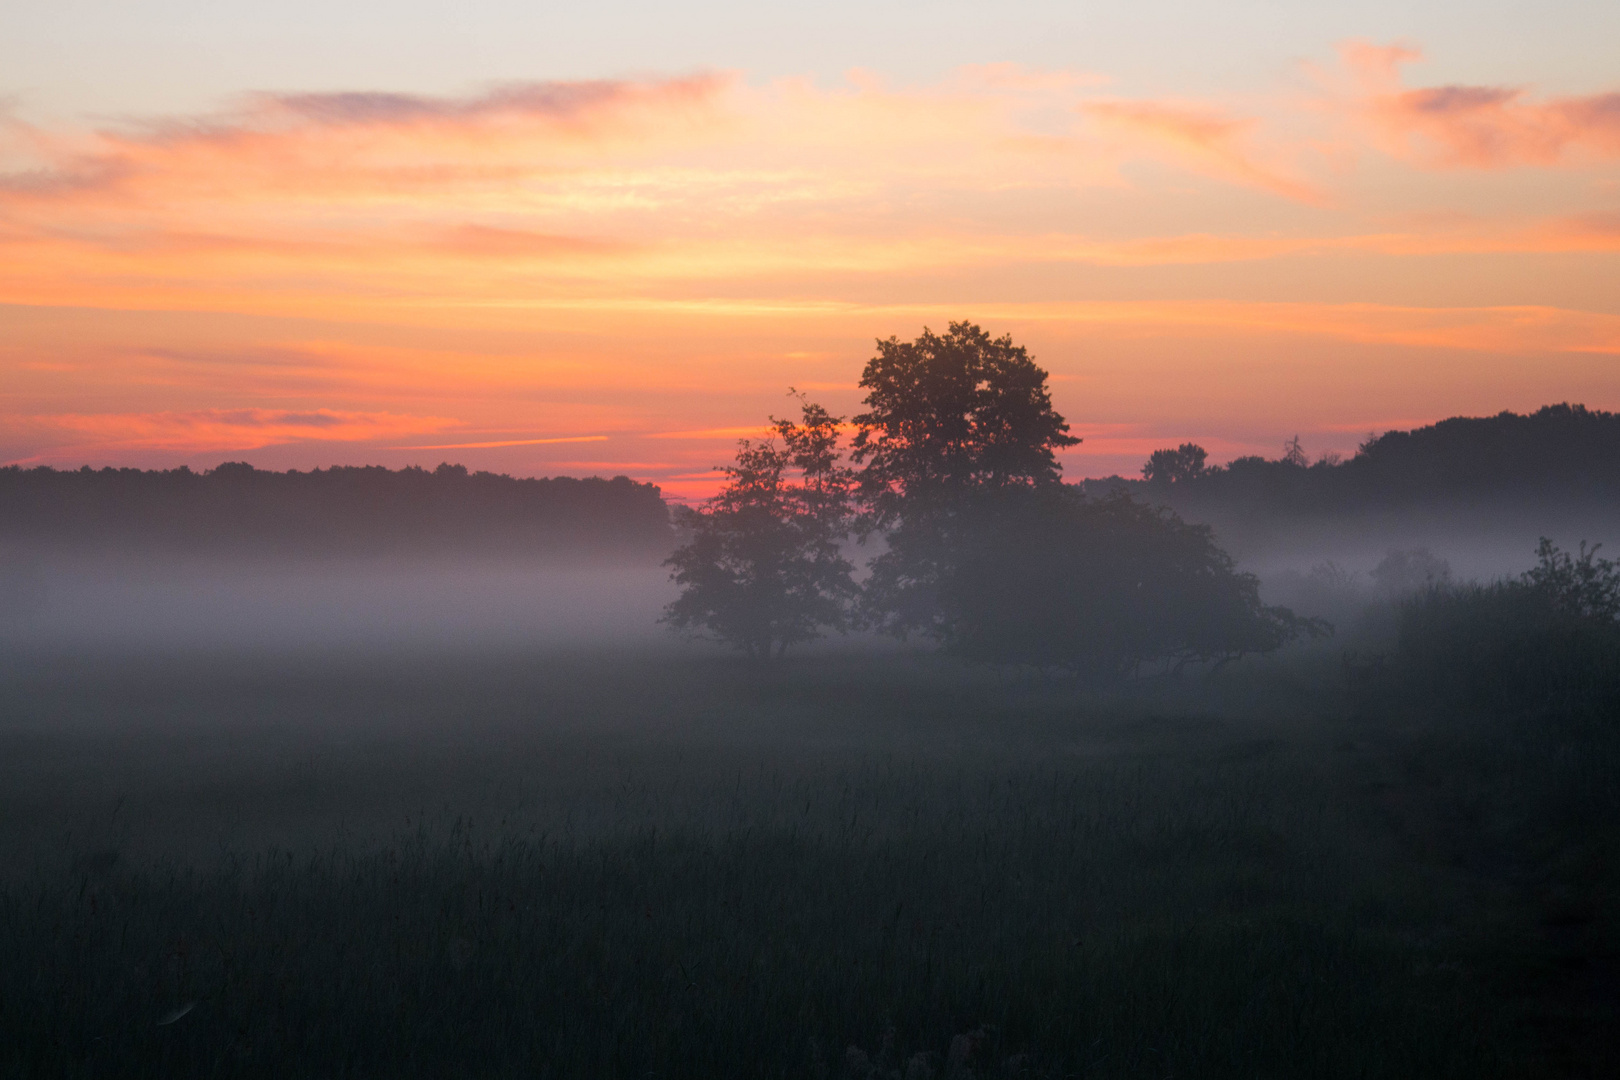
1,647,1615,1078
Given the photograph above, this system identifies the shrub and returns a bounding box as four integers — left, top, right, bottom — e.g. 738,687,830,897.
1394,540,1620,715
938,490,1325,675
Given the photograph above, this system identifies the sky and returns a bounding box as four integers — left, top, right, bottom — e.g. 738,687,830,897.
3,1,1618,496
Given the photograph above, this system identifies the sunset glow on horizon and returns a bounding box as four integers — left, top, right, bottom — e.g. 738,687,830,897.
5,3,1618,498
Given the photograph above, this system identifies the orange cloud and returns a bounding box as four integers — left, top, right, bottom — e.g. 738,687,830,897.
0,66,1320,275
972,299,1620,355
1342,40,1620,168
15,55,1616,331
1081,100,1322,202
3,54,1619,488
393,435,608,449
646,426,776,440
6,294,1617,487
0,75,733,203
41,408,458,452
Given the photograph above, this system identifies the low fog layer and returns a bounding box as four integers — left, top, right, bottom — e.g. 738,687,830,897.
4,518,1608,656
6,405,1615,656
1209,503,1618,579
1238,505,1620,626
0,554,679,654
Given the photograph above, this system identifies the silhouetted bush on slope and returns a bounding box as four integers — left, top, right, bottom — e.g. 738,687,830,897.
1395,540,1620,715
0,462,673,558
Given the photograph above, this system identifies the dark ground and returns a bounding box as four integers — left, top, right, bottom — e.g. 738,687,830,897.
0,648,1615,1078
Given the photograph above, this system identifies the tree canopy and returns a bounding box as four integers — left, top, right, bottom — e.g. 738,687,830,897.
1141,443,1208,485
851,321,1078,525
851,322,1079,635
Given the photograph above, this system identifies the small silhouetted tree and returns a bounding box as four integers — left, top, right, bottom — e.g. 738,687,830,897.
1524,538,1620,621
663,399,856,659
1142,443,1208,485
850,322,1079,634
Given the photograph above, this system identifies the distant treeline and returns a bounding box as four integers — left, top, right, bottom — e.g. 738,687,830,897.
1081,403,1620,524
6,404,1615,561
0,462,672,558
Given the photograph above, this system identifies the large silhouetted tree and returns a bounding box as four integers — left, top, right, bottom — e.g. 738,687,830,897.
852,321,1078,517
850,322,1079,634
663,399,857,659
667,325,1320,669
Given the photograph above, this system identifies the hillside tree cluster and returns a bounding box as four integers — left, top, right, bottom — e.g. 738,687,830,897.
1123,403,1620,519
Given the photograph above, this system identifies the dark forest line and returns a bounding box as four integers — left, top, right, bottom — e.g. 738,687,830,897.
1073,403,1620,561
3,403,1617,560
0,461,672,557
1083,403,1620,511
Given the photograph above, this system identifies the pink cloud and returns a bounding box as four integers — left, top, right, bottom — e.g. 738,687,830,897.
43,408,458,452
390,435,608,449
1081,100,1322,202
0,74,734,204
1342,40,1620,168
260,80,719,129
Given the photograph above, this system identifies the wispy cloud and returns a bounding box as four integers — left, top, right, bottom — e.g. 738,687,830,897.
1342,40,1620,168
262,79,723,129
390,435,608,449
16,55,1612,324
645,426,774,440
1081,100,1323,202
44,409,457,451
0,75,733,203
4,52,1619,485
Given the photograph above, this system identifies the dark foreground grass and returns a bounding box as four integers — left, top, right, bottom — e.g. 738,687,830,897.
0,649,1613,1078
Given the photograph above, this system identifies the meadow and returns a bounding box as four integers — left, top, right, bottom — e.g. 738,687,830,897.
0,646,1614,1078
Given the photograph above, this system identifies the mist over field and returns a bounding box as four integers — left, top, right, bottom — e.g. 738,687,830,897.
1241,503,1620,620
5,502,1614,657
5,397,1619,1078
0,463,684,653
1212,503,1619,579
7,0,1620,1066
0,553,678,654
0,517,1614,665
